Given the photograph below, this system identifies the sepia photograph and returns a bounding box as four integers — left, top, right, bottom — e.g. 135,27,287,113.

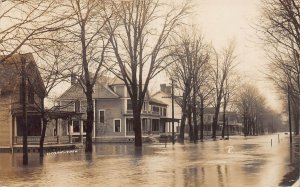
0,0,299,186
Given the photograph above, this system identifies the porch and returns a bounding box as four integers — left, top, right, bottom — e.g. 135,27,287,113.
11,110,85,147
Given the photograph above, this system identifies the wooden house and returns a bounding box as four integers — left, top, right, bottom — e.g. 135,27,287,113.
0,53,82,151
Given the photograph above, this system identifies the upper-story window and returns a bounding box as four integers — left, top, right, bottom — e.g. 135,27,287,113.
127,99,132,111
99,110,105,123
162,108,167,116
75,100,80,112
152,106,159,113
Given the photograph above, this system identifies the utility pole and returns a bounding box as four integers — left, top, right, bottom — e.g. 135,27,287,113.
21,55,28,165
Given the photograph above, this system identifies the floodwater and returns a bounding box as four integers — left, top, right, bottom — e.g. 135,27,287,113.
0,134,298,187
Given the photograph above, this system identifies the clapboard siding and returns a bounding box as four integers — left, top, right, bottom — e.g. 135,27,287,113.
0,97,12,147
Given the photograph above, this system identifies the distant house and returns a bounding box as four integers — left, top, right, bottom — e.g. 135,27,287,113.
56,76,169,142
152,84,182,133
0,53,81,150
153,84,243,137
202,107,243,136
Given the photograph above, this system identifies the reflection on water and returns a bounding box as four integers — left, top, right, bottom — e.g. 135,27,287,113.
0,135,297,187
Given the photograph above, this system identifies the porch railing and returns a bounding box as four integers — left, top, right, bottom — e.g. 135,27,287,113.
14,136,81,145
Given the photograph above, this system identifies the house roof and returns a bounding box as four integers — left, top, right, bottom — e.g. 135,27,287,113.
152,90,182,107
149,97,167,106
0,53,44,97
58,82,120,100
57,84,85,100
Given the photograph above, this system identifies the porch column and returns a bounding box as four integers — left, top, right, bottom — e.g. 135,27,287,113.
56,119,60,144
14,116,17,136
125,117,127,137
69,120,73,143
80,120,83,143
12,116,16,144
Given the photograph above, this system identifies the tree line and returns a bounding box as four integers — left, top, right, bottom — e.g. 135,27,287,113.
258,0,300,135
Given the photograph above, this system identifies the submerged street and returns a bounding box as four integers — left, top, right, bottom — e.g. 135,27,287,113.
0,134,299,187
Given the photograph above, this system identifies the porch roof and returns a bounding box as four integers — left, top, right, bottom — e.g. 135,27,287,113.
47,110,84,120
160,117,180,123
12,110,84,120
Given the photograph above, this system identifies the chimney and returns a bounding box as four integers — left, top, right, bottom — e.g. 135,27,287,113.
71,73,77,85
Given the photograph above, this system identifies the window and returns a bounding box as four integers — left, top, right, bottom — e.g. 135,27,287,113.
75,101,80,112
152,119,159,131
73,120,80,133
99,110,105,123
127,99,132,111
162,108,167,116
83,120,87,133
126,118,134,132
114,119,121,132
152,106,159,112
80,100,87,112
28,84,34,104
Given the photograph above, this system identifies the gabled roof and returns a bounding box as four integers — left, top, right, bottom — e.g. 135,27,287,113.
0,53,45,97
93,84,119,99
149,97,167,106
58,82,120,100
57,84,85,100
152,90,182,107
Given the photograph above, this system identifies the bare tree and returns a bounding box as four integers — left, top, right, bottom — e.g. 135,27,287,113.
26,41,70,158
0,0,70,62
106,0,189,146
221,74,239,139
259,0,300,135
57,0,112,152
210,41,237,139
235,84,267,136
167,29,211,143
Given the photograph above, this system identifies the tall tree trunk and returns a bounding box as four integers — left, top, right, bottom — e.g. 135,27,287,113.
21,56,28,165
221,104,226,139
179,94,188,142
85,88,94,152
39,98,47,158
133,110,142,147
292,98,299,135
40,117,47,157
188,104,193,141
243,113,248,136
200,97,204,141
192,106,198,143
212,102,221,139
179,112,187,143
192,84,198,143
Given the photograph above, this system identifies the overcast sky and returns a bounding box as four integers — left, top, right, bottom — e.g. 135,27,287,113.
151,0,282,111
